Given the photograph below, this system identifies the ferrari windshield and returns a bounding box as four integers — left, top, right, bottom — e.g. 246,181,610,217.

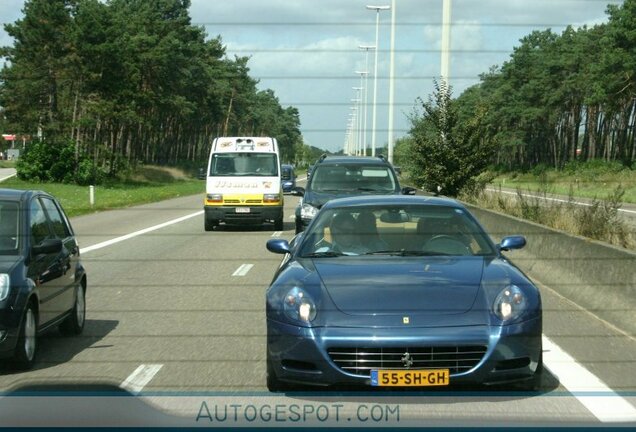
299,204,496,257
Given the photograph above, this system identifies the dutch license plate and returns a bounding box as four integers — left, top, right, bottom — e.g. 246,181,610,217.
235,207,250,213
370,369,450,387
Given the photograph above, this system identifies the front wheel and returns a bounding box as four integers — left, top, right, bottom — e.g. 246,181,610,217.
60,284,86,336
13,303,38,370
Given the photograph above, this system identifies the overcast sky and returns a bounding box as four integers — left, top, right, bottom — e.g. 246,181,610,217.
0,0,623,152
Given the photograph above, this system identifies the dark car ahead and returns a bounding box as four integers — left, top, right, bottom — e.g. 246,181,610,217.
281,164,296,193
293,155,415,233
0,189,86,369
265,195,542,392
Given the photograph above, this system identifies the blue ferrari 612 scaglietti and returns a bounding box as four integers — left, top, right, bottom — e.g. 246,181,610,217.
265,195,542,391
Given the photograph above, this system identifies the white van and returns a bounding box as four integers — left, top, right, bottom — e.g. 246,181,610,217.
203,137,283,231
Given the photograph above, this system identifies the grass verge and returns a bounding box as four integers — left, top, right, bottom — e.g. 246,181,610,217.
0,167,204,217
490,166,636,203
461,184,635,251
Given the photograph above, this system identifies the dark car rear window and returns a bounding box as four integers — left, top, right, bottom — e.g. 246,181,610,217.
310,164,396,192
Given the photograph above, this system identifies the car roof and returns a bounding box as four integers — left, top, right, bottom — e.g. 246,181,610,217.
316,156,391,166
321,194,462,209
0,188,43,202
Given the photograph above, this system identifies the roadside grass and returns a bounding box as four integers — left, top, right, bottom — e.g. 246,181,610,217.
490,167,636,203
0,165,204,217
462,184,636,251
0,160,16,168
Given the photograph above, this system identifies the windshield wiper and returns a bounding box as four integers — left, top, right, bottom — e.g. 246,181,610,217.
356,187,389,192
302,251,346,258
364,250,450,256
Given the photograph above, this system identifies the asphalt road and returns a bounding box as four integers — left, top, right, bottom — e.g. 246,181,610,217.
0,179,635,427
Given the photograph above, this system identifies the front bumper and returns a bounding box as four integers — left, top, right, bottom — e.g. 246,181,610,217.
0,308,20,359
204,206,283,225
267,317,542,388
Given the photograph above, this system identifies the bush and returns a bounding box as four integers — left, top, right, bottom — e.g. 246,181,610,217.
16,139,106,185
563,159,627,176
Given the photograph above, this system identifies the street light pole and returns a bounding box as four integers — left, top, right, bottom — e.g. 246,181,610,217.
358,45,374,155
387,0,396,164
441,0,452,86
366,5,390,157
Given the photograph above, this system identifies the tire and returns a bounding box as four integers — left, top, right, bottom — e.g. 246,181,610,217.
266,355,288,393
204,218,218,231
13,303,38,370
60,284,86,336
295,220,303,234
274,217,284,231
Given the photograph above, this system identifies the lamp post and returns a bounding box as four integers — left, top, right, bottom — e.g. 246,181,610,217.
441,0,452,86
356,67,370,156
387,0,396,164
352,85,363,156
349,106,358,155
366,5,390,157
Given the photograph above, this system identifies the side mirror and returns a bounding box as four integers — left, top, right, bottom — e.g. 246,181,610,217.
291,187,305,197
401,187,416,195
32,238,63,256
267,239,291,255
498,235,526,251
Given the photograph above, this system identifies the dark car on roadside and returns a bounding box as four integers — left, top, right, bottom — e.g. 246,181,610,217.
281,164,296,193
0,189,87,369
266,195,542,392
293,155,415,233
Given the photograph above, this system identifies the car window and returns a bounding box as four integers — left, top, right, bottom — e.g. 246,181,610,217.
310,164,396,192
41,197,71,239
299,205,495,257
0,200,20,254
30,198,52,246
210,153,278,177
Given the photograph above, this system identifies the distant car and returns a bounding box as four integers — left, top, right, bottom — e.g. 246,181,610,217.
281,164,296,193
0,189,87,369
293,155,415,233
265,195,542,391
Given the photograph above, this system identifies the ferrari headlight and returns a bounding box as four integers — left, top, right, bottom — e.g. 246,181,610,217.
300,203,319,220
283,287,317,323
494,285,526,322
0,274,10,301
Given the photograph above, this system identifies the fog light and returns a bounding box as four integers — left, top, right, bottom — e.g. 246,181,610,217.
0,330,6,342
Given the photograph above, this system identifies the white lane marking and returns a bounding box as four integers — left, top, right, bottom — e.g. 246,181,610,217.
0,173,17,182
80,211,203,254
271,231,282,237
232,263,254,276
121,364,163,394
297,175,307,182
543,335,636,423
486,188,636,215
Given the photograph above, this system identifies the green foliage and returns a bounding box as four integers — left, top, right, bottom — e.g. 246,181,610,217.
452,0,636,171
0,0,303,184
407,80,496,197
16,139,105,185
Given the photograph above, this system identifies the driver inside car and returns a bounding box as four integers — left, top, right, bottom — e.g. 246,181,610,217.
314,212,370,255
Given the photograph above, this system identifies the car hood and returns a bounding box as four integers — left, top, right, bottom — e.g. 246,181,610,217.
0,255,21,274
314,256,484,316
305,189,396,208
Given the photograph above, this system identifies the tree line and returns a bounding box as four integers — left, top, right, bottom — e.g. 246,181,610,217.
0,0,303,183
458,0,635,171
400,0,635,196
